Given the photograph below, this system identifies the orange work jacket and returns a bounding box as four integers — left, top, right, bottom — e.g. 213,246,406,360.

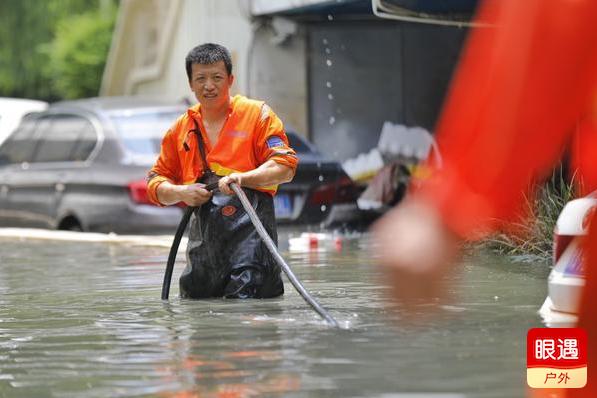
147,95,298,205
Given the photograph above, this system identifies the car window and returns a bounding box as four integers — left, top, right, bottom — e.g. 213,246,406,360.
109,111,181,156
69,119,98,161
33,115,89,163
0,117,39,165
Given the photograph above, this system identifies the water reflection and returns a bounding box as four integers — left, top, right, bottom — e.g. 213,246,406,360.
0,231,548,397
158,303,303,398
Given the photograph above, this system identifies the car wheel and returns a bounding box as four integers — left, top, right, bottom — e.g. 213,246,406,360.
58,216,83,232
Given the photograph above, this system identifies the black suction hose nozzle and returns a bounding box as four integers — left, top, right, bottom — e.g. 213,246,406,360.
161,205,194,300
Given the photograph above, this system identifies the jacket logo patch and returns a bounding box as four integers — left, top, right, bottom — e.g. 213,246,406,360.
221,205,237,217
266,136,285,149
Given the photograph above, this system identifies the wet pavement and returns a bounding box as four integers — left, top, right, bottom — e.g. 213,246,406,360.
0,228,549,397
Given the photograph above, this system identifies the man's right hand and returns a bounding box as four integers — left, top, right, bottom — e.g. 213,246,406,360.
177,183,212,206
156,181,212,206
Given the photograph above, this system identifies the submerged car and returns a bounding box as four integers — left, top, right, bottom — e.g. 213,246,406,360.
0,97,186,233
0,97,358,233
539,190,597,326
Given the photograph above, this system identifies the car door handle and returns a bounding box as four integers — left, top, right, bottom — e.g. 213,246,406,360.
55,172,68,192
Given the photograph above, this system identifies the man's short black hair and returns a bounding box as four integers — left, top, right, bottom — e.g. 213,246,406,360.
185,43,233,81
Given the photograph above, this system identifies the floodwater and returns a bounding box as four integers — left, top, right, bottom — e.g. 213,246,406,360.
0,227,549,398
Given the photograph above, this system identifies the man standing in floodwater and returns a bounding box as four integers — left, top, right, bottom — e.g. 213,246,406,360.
146,43,298,299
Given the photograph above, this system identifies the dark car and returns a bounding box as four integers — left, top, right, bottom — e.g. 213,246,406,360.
278,133,359,226
0,97,358,233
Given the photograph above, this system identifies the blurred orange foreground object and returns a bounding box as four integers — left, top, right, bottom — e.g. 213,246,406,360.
386,0,597,396
416,0,597,240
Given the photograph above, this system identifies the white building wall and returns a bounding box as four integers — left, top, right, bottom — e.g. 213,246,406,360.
251,0,329,16
101,0,253,101
249,20,307,135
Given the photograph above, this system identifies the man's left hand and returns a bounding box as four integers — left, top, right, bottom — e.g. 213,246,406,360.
219,173,243,195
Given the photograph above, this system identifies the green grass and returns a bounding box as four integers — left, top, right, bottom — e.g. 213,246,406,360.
478,170,577,260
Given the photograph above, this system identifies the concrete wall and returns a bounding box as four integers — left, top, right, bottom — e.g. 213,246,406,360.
248,19,308,135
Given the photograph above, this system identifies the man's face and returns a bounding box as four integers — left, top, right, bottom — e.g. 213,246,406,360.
189,61,234,108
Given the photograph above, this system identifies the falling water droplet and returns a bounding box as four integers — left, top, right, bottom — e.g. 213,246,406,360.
320,205,327,212
329,116,336,125
326,59,333,67
326,81,332,88
327,14,334,21
328,93,334,100
318,175,324,182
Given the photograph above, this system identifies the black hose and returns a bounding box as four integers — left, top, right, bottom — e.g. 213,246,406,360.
230,183,340,328
161,205,194,300
161,181,219,300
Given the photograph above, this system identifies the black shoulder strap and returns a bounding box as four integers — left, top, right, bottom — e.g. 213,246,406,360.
190,117,211,173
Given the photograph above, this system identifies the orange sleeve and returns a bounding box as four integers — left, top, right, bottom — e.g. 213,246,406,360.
414,0,597,239
253,103,298,173
146,127,182,206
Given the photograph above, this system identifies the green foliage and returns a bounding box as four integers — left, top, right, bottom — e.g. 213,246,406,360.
46,5,117,99
0,0,117,100
0,0,54,99
479,168,577,260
